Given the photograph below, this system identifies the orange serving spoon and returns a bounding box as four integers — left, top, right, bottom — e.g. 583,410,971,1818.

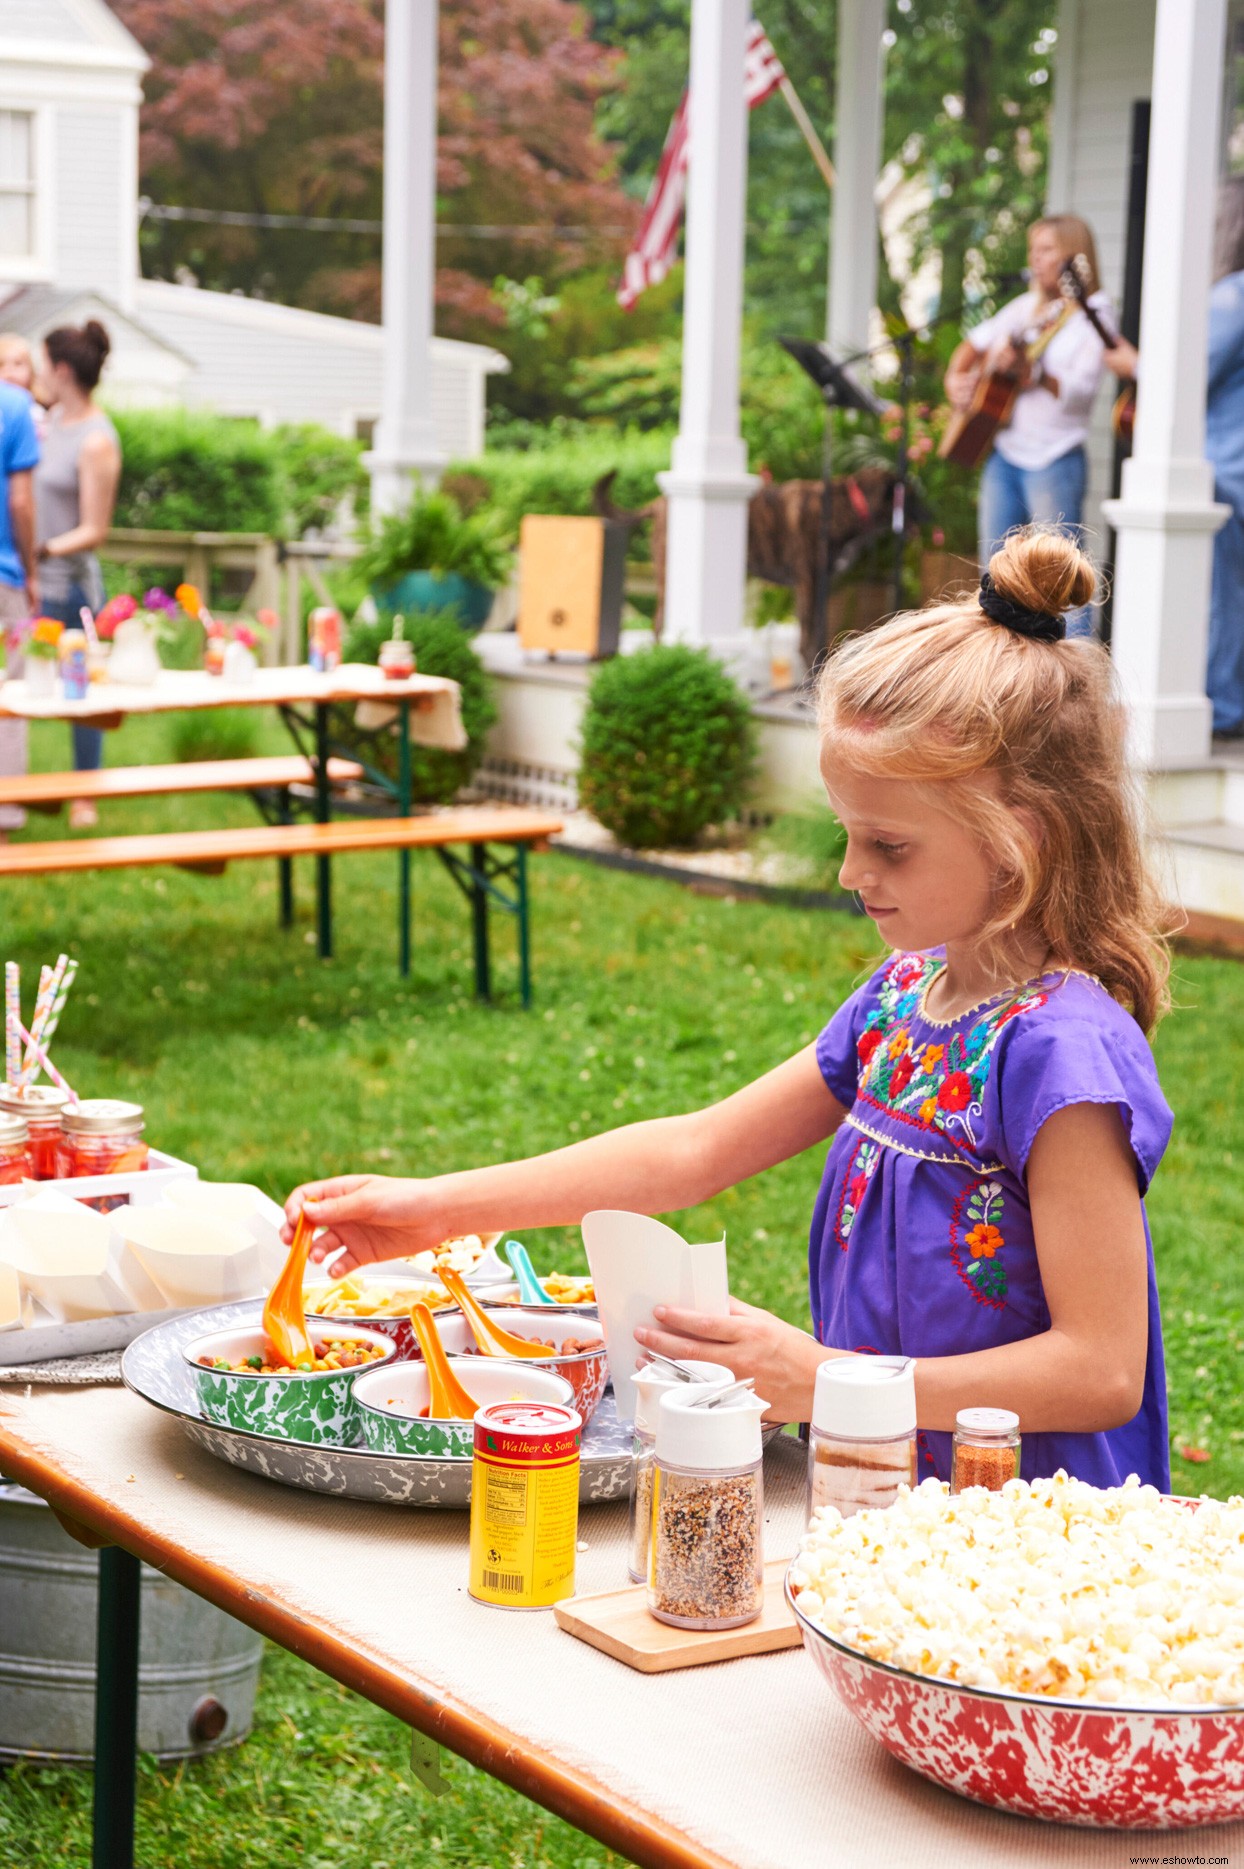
262,1207,315,1369
436,1266,551,1360
409,1301,481,1419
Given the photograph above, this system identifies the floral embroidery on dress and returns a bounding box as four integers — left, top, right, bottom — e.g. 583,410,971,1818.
853,953,1048,1155
950,1179,1008,1307
834,1138,880,1249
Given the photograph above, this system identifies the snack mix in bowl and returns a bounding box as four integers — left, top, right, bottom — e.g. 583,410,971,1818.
787,1473,1244,1828
185,1323,394,1446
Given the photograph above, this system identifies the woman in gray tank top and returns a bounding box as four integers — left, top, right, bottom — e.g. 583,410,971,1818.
35,320,122,827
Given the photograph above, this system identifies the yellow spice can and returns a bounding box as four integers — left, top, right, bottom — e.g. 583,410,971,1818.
469,1401,582,1608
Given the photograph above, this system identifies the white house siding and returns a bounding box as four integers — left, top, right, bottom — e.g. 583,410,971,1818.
1049,0,1157,548
132,281,502,459
52,104,131,305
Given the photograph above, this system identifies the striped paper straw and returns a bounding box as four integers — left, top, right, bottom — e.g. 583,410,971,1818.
4,962,19,1087
19,963,54,1084
37,956,77,1059
17,1019,77,1104
78,604,100,650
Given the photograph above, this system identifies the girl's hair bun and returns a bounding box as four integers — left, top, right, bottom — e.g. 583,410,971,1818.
82,320,111,364
986,526,1096,622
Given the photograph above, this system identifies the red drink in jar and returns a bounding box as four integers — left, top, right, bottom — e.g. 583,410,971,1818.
0,1083,68,1179
59,1099,148,1180
0,1111,32,1185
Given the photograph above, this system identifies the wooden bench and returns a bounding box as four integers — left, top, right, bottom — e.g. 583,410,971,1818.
0,806,564,1002
0,754,368,945
0,755,365,809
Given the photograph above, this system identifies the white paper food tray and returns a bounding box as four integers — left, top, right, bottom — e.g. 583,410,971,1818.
0,1304,202,1366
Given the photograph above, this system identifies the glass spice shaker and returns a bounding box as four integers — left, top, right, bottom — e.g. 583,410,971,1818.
628,1358,732,1584
647,1384,766,1632
951,1407,1021,1493
0,1082,67,1180
807,1354,917,1523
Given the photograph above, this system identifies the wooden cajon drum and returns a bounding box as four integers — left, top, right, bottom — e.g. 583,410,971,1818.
518,515,627,658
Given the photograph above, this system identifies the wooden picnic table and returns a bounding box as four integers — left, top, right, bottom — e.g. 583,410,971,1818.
2,1382,1226,1869
0,667,557,996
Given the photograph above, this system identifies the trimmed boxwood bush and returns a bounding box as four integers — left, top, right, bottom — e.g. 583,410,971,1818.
579,646,756,849
340,609,497,805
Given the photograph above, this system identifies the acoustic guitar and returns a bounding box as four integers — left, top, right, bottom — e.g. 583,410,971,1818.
937,298,1075,470
1059,254,1137,449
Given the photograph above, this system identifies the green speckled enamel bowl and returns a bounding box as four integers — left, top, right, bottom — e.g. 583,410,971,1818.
352,1358,575,1459
185,1322,396,1445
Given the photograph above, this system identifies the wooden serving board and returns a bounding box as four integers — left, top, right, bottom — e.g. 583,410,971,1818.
554,1557,803,1673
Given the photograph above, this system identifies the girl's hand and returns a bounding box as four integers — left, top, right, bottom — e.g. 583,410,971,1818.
282,1175,449,1270
633,1297,833,1424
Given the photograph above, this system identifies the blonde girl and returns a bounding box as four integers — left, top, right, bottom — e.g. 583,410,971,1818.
286,530,1174,1487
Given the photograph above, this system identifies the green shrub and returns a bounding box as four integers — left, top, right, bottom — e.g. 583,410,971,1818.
168,707,260,764
451,428,674,551
110,408,283,534
339,609,497,805
579,646,756,849
271,424,368,536
358,491,511,590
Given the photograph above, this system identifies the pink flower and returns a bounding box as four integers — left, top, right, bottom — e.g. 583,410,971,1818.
232,624,258,650
95,593,137,640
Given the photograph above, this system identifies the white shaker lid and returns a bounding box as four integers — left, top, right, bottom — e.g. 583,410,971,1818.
632,1358,734,1435
812,1354,916,1439
955,1406,1019,1437
655,1383,766,1470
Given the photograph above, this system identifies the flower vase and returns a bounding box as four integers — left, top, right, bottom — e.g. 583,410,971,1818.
24,655,58,699
108,618,162,687
222,640,258,684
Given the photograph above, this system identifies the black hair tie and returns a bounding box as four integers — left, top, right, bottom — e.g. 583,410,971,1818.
978,572,1066,643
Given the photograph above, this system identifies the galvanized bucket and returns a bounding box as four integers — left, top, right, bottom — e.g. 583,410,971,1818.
0,1483,263,1762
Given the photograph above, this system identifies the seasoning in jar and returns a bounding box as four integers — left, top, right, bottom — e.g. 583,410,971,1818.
808,1354,917,1522
648,1383,766,1631
627,1356,732,1584
59,1099,148,1180
951,1407,1021,1493
469,1401,582,1608
0,1111,32,1184
0,1082,67,1180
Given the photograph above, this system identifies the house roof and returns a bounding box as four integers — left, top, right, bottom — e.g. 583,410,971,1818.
0,284,194,367
0,0,149,68
133,279,510,374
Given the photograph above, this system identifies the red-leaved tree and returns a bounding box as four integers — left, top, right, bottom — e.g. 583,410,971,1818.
113,0,630,329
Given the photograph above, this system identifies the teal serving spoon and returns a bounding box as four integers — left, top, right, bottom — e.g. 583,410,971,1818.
502,1238,556,1306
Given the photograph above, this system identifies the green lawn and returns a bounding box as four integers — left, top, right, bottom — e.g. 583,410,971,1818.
1,709,1242,1866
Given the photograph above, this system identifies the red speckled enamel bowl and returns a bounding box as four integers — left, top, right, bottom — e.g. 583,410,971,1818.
436,1306,609,1425
786,1572,1244,1829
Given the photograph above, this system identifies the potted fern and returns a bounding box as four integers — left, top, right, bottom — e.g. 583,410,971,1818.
360,490,510,631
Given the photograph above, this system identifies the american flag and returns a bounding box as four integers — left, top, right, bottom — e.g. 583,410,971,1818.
617,19,786,310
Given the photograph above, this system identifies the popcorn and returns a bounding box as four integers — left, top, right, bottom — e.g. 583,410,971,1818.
792,1472,1244,1707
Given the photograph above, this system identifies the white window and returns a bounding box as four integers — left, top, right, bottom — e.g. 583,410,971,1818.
0,110,36,262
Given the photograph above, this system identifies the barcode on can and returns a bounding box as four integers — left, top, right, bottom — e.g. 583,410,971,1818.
482,1568,525,1593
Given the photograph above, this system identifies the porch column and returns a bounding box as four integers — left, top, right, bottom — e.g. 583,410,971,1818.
1101,0,1229,769
658,0,757,651
826,0,886,358
366,0,446,518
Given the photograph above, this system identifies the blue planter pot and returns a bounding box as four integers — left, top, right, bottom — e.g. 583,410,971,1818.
377,572,494,631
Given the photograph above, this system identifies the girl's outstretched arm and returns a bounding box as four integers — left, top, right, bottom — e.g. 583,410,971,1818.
640,1103,1150,1430
285,1043,846,1270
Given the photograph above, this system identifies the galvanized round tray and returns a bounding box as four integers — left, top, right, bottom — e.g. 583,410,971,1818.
122,1300,633,1509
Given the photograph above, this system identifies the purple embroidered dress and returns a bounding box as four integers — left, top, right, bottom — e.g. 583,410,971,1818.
810,951,1173,1489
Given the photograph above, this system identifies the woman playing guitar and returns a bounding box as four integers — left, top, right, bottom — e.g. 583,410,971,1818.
943,215,1115,639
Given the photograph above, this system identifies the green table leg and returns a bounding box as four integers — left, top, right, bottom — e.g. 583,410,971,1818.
398,702,412,978
93,1545,141,1869
314,703,333,959
469,843,491,1001
516,842,532,1009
